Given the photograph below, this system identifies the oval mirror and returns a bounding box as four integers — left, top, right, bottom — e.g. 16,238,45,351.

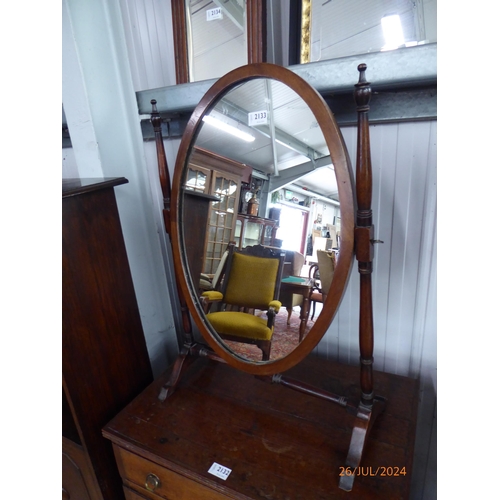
171,63,355,375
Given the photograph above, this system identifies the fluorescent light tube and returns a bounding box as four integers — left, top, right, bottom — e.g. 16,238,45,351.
202,115,255,142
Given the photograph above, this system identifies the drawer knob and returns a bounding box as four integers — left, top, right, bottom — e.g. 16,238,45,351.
145,473,161,492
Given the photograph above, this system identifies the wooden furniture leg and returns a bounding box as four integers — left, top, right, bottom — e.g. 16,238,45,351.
298,292,310,342
158,344,192,401
158,340,226,401
339,396,387,491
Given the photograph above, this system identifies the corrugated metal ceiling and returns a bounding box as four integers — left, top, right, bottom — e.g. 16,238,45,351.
192,76,339,199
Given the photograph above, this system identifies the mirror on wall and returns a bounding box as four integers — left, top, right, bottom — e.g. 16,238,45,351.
171,64,356,373
172,0,266,84
292,0,437,64
185,0,248,82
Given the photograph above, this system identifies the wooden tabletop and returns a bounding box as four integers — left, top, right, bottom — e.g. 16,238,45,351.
103,353,418,499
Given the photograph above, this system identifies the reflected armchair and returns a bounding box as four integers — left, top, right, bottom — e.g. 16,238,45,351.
201,245,285,360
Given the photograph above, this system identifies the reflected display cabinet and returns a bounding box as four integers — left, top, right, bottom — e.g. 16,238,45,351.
234,214,278,249
185,148,252,274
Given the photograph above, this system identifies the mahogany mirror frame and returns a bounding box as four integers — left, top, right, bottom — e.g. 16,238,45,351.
170,62,356,376
171,0,267,84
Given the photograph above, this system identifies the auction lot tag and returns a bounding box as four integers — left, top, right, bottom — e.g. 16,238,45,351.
208,462,232,480
248,110,268,126
207,7,223,21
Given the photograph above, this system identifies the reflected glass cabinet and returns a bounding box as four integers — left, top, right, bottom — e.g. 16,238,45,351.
205,172,240,274
185,147,252,275
234,214,278,249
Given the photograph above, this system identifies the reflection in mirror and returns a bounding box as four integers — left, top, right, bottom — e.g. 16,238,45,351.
180,77,342,363
184,0,248,82
297,0,437,64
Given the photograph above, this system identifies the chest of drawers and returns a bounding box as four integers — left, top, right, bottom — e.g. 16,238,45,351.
103,355,418,499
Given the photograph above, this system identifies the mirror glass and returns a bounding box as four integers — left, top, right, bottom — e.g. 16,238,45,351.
185,0,248,82
298,0,437,64
173,64,355,372
187,80,326,362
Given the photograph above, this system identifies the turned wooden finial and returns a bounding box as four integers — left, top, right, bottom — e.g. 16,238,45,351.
150,99,162,130
357,63,367,84
150,99,171,212
354,63,371,110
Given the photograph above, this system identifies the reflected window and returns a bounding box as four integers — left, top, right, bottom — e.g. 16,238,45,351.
186,166,208,192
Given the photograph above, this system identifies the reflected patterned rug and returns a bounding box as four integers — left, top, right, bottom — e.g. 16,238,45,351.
224,306,318,362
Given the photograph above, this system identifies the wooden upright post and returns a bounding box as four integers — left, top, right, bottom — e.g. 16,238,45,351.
150,100,225,401
339,64,386,492
150,99,171,234
354,64,375,408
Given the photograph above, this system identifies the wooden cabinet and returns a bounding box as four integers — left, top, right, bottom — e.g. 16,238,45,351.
103,355,419,499
63,178,154,500
186,147,252,274
182,190,219,291
234,214,278,249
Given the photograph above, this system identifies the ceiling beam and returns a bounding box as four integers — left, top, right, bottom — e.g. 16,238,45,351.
213,0,245,30
64,44,437,148
267,156,332,191
136,43,437,116
213,98,322,159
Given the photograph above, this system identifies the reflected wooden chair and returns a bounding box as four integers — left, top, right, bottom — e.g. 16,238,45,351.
199,245,232,292
201,244,285,360
309,250,336,320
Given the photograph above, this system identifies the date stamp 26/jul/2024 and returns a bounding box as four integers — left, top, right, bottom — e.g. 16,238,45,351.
339,466,407,477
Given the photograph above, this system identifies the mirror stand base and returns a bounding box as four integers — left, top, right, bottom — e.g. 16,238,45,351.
256,373,386,492
158,342,226,402
256,373,357,412
338,395,387,492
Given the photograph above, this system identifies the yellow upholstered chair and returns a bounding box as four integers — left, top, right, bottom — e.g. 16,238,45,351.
201,245,285,360
309,250,336,320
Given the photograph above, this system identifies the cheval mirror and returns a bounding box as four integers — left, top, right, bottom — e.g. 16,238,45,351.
150,62,385,492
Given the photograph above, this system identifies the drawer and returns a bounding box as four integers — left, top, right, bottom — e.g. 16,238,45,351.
113,445,234,500
123,485,159,499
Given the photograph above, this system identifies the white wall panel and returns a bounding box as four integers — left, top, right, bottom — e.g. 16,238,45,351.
120,0,176,91
315,121,436,500
318,122,436,381
62,147,79,178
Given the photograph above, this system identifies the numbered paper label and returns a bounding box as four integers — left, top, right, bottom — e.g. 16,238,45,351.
208,462,232,480
206,7,223,21
248,110,268,126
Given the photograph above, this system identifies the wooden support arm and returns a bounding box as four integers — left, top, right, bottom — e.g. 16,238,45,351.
150,99,172,234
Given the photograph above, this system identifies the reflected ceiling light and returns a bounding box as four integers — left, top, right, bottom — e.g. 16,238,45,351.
381,14,404,51
202,115,255,142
